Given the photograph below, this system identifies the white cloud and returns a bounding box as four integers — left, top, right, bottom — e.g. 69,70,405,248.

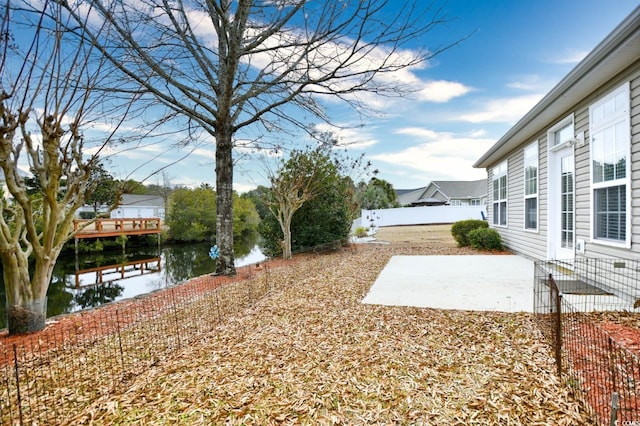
312,123,379,149
507,75,542,91
506,74,558,93
192,147,216,161
469,129,487,138
370,128,494,181
458,94,544,124
546,48,589,65
395,127,440,139
234,180,261,194
417,80,472,103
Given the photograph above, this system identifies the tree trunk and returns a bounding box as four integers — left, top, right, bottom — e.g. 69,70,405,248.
2,251,50,335
282,226,292,260
215,126,236,276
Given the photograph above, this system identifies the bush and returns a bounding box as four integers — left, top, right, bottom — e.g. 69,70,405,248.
354,226,368,238
467,228,503,251
79,211,96,219
451,219,488,247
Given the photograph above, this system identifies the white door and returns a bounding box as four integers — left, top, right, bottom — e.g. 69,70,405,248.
548,146,575,261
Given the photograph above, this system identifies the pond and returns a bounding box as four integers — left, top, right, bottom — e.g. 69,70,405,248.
0,237,267,329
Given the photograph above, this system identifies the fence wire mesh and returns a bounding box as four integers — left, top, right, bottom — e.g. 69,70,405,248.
0,243,354,425
534,258,640,426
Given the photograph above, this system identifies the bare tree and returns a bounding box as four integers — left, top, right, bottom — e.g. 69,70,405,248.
59,0,459,275
0,0,132,334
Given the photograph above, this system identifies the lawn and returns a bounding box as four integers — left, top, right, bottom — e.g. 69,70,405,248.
63,226,591,424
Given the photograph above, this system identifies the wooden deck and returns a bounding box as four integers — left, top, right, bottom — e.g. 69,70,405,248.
74,218,162,239
73,257,161,288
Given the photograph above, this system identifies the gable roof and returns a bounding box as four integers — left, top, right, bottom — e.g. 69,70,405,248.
428,179,487,200
398,179,487,206
474,6,640,168
394,188,423,196
119,194,165,207
397,187,428,206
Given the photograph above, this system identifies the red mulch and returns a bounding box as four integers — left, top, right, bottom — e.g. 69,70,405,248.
0,254,296,363
599,321,640,354
564,314,640,424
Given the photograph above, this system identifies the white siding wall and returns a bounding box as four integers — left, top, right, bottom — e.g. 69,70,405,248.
574,106,591,256
486,63,640,261
580,68,640,258
632,75,640,254
487,140,547,260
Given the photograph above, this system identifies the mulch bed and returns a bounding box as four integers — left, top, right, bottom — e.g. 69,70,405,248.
4,236,637,424
558,312,640,425
0,255,294,362
597,314,640,355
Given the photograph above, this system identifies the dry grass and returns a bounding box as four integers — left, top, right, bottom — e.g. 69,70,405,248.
60,231,592,425
373,224,457,246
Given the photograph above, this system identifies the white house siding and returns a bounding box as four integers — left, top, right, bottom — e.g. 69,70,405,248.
579,68,640,258
487,67,640,261
574,106,591,258
632,74,640,254
477,9,640,263
487,140,548,261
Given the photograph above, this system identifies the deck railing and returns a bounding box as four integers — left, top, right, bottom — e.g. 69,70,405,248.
73,218,162,239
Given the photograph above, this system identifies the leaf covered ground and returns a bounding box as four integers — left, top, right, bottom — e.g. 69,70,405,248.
67,232,592,425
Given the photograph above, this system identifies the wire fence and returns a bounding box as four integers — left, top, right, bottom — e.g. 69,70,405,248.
0,243,357,425
534,258,640,426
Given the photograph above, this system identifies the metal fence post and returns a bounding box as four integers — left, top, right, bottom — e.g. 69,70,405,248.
609,337,617,396
12,344,23,426
170,289,182,350
549,274,563,376
610,392,619,426
115,308,125,374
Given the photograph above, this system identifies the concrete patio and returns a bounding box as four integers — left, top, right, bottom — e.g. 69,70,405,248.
362,255,535,313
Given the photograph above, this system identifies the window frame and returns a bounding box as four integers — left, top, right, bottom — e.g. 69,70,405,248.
589,82,631,248
492,160,508,227
523,141,539,232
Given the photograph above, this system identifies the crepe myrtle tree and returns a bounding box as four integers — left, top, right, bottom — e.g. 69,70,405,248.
0,1,132,334
59,0,462,276
266,148,335,259
266,135,368,259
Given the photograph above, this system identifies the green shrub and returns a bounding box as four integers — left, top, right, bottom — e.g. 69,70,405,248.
115,234,128,249
467,227,503,251
354,226,368,238
451,219,488,247
93,239,104,252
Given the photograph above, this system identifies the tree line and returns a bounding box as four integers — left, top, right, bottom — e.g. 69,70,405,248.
1,0,456,334
71,151,398,255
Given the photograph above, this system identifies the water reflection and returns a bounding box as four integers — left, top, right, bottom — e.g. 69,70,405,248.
0,235,266,329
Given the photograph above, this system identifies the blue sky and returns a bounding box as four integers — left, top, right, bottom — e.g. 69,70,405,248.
98,0,639,192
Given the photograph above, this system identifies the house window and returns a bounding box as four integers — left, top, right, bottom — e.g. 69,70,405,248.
492,161,507,226
450,199,462,206
552,123,573,147
523,142,538,231
590,82,630,245
470,199,481,206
